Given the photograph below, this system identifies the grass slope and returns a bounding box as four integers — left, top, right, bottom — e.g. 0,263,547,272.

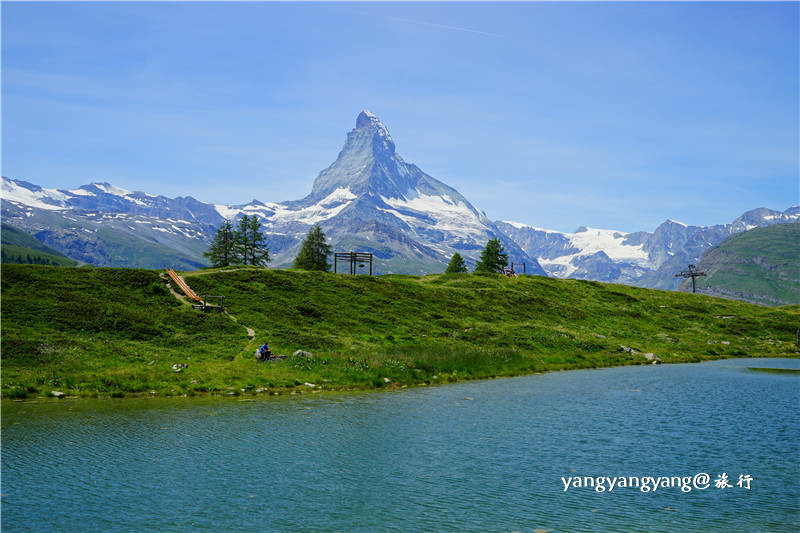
1,224,77,266
687,223,800,306
3,265,798,399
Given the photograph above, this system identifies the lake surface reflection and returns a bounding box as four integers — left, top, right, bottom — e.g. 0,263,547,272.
3,358,799,532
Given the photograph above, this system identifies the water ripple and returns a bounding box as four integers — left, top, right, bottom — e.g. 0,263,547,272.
3,358,799,532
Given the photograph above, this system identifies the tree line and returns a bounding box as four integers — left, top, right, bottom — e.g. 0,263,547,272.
206,216,510,275
205,216,332,271
203,215,271,267
1,249,71,266
445,237,508,274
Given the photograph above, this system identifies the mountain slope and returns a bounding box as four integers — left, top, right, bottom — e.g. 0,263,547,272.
497,207,800,289
680,222,800,306
1,185,214,269
1,223,77,266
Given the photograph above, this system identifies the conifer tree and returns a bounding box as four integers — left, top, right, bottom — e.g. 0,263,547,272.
445,252,468,273
235,215,270,266
204,220,238,267
473,238,508,273
293,224,332,271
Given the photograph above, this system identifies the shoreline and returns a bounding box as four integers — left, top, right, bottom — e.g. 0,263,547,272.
6,353,799,404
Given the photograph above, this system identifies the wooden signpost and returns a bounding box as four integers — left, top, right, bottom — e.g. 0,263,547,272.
675,264,706,293
334,252,373,275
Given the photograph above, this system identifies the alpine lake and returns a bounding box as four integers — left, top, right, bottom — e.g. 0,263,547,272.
3,357,799,532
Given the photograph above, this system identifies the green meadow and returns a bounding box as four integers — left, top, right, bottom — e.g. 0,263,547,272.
2,264,798,399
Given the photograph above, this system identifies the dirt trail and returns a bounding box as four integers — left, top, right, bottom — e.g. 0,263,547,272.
160,272,193,305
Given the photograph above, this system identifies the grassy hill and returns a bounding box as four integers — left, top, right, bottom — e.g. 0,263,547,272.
1,224,77,266
682,223,800,306
2,264,798,399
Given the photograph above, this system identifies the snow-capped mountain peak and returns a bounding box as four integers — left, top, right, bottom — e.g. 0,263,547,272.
237,111,540,272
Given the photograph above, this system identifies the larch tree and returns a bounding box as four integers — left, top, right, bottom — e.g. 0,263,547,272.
235,215,270,266
294,224,332,271
445,252,468,273
204,220,238,267
473,238,508,273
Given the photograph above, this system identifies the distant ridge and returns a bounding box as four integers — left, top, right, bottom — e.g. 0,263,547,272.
1,111,797,283
680,222,800,306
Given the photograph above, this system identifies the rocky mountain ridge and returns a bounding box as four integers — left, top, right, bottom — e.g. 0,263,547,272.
496,206,799,289
2,110,796,284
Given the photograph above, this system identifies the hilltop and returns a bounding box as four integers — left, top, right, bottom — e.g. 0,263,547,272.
681,222,800,306
2,265,798,399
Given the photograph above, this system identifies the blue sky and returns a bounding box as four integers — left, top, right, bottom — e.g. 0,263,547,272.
2,2,798,233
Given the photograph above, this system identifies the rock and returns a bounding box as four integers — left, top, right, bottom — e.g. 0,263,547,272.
172,363,188,370
593,333,606,339
642,353,661,364
721,341,731,345
383,377,391,383
174,368,183,373
255,388,265,393
50,391,65,399
190,380,197,384
620,345,637,354
304,382,316,387
147,360,155,366
293,350,313,358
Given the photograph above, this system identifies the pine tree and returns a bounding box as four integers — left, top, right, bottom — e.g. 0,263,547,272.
293,224,332,271
204,220,238,267
473,238,508,273
445,252,468,273
235,215,270,266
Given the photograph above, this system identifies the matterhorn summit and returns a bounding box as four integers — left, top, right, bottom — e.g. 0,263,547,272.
235,110,542,273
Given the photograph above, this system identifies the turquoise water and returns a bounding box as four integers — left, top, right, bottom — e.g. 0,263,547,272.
3,358,799,532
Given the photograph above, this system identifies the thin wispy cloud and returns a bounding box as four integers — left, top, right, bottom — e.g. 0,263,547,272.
370,13,502,38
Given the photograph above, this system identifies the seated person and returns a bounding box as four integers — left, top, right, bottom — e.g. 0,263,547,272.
258,342,273,360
